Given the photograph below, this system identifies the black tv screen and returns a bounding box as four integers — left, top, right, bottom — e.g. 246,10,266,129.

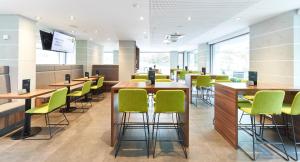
40,30,53,50
51,31,75,53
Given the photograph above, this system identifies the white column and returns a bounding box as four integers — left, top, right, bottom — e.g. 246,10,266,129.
118,40,136,81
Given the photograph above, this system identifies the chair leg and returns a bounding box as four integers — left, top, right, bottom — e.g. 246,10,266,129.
250,115,256,160
142,113,149,157
176,113,188,158
122,113,127,135
153,113,160,158
115,113,125,157
271,116,289,161
62,111,69,125
146,113,150,157
290,115,298,161
45,113,52,139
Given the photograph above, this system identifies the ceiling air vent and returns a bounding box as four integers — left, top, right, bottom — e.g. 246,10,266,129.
163,33,184,44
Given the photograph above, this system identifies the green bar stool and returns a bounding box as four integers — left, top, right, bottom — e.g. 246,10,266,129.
68,80,92,112
26,88,69,139
152,90,187,158
238,90,289,160
155,74,168,79
90,77,104,99
282,92,300,160
238,95,254,124
115,89,150,157
178,70,188,81
195,75,213,106
134,75,148,79
155,79,172,82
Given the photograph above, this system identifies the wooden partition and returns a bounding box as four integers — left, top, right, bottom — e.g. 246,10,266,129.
214,82,300,149
92,65,119,91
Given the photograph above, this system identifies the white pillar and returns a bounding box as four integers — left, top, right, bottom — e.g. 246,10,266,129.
118,41,136,81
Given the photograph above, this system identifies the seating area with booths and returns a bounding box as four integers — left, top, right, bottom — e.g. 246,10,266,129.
2,1,300,161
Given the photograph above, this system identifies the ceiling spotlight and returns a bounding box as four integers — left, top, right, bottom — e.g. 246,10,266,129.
95,30,98,33
235,17,241,21
89,38,93,41
107,38,111,41
70,15,75,21
140,16,144,21
187,16,192,21
71,31,75,34
143,31,147,34
35,16,41,20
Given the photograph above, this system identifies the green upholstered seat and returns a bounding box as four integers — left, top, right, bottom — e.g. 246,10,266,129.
155,79,172,82
118,89,148,113
91,77,104,90
68,81,92,97
281,92,300,115
134,75,148,79
155,74,168,79
130,79,147,82
178,70,188,80
154,90,185,113
26,88,68,114
196,75,212,88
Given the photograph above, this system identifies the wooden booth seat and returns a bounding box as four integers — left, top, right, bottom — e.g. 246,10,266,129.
0,66,25,136
35,65,84,106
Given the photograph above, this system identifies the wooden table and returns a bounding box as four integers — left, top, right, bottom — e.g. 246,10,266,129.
49,81,84,112
131,74,170,79
185,74,218,104
214,82,300,149
0,89,55,139
110,81,190,147
73,77,98,81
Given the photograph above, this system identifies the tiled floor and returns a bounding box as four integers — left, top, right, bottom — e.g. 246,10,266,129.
0,93,290,162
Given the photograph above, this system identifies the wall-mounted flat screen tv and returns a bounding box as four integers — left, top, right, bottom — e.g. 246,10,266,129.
51,31,75,53
40,30,53,50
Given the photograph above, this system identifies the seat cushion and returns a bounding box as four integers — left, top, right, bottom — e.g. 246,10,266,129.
282,104,292,115
68,91,83,97
91,85,99,90
238,102,252,114
0,101,24,114
244,95,254,101
26,104,50,114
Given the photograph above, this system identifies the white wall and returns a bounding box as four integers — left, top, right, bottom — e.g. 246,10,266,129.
0,15,36,92
76,40,103,73
250,10,300,86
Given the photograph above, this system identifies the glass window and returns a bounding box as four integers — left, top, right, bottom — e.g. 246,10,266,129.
212,34,249,78
178,52,184,69
139,52,170,74
187,50,199,71
102,52,114,64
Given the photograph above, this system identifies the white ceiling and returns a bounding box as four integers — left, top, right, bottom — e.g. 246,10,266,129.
0,0,300,52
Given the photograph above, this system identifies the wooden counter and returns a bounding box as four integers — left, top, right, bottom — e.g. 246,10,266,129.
214,82,300,149
111,81,189,147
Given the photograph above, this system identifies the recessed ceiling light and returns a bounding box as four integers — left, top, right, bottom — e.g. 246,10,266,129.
143,31,147,34
235,17,241,21
35,16,41,20
140,16,144,21
187,16,192,21
89,38,93,41
132,3,140,8
95,30,98,33
71,31,75,34
70,16,75,21
107,38,111,41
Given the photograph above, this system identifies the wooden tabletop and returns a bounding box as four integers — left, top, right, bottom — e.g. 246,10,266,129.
49,81,84,87
112,81,188,91
73,77,98,81
0,89,55,99
216,82,300,91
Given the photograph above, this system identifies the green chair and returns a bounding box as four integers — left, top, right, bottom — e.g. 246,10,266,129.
130,79,147,82
134,75,148,80
281,92,300,161
26,88,69,139
238,95,254,123
115,89,149,157
178,70,188,81
155,79,172,82
68,80,92,112
215,75,229,81
155,74,168,79
238,90,288,160
91,77,104,99
153,90,187,158
195,75,213,106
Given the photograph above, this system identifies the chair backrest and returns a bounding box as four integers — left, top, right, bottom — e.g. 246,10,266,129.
179,70,188,80
135,75,148,79
96,77,104,88
156,79,172,82
82,81,92,95
196,75,212,87
216,75,229,81
155,90,185,113
48,87,68,112
130,79,147,82
251,90,285,115
118,89,148,112
290,92,300,115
